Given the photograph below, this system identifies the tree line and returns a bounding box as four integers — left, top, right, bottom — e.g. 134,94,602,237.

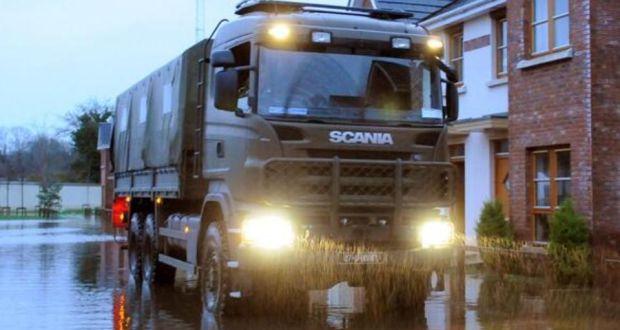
0,99,112,185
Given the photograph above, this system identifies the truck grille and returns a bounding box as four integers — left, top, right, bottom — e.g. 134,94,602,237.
262,158,453,207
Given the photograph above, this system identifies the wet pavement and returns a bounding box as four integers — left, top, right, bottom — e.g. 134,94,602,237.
0,216,618,330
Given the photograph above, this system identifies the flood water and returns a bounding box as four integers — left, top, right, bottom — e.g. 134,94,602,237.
0,216,617,330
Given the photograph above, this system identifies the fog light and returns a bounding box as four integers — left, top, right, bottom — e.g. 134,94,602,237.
311,31,331,44
392,37,411,49
419,220,454,248
241,212,294,249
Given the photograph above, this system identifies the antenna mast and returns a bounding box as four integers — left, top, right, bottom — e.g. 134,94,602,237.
195,0,205,41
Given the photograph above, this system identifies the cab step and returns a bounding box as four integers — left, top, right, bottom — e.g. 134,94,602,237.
158,254,196,274
159,227,188,240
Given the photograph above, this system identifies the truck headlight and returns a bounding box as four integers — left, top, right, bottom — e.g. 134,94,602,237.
419,220,454,249
241,212,294,249
427,37,444,50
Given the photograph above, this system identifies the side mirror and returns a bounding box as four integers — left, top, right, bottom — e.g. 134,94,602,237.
214,70,238,111
211,50,236,68
434,58,460,122
444,82,459,122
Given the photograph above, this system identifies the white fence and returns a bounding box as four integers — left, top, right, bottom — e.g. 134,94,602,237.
0,181,101,210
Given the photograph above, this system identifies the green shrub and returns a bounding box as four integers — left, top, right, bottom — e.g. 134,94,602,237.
476,200,520,274
547,199,592,286
476,200,513,241
549,199,589,248
37,181,62,219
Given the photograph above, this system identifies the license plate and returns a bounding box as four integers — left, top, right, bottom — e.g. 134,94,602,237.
340,252,386,264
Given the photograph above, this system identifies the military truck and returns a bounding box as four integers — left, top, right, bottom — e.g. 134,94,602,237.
109,0,459,315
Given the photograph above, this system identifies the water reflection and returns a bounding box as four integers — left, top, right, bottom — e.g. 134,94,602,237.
0,217,619,329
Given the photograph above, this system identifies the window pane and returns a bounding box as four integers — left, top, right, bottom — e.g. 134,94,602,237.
556,150,570,177
535,214,550,241
452,59,463,82
557,180,571,205
495,139,509,154
452,34,463,58
535,153,549,179
534,23,549,53
501,48,508,73
536,181,550,207
554,16,570,47
534,0,548,22
555,0,569,15
498,20,507,46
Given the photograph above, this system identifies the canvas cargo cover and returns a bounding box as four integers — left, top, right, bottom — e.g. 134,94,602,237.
113,40,210,173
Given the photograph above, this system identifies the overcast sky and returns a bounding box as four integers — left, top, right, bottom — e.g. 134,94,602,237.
0,0,345,131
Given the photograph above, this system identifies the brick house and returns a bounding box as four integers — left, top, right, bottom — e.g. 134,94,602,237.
507,0,620,294
355,0,619,259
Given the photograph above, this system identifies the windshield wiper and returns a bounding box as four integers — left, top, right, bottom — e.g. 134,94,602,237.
268,116,326,124
329,95,367,108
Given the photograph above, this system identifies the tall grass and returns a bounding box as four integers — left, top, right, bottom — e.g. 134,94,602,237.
245,239,441,317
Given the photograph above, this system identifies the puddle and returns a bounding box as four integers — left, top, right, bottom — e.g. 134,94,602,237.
0,216,617,329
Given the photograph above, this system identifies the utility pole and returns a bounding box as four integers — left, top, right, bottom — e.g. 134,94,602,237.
195,0,205,42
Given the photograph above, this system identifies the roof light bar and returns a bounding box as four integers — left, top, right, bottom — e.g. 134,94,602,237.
391,37,411,50
311,31,331,44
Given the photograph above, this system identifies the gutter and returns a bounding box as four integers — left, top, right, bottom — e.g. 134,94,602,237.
421,0,506,30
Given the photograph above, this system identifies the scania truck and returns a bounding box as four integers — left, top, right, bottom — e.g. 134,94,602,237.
108,0,460,315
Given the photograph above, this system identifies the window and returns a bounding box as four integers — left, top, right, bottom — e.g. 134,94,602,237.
532,0,570,54
449,29,464,82
495,139,509,155
230,42,251,111
496,18,508,76
530,148,571,241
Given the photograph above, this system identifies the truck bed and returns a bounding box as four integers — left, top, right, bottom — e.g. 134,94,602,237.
113,39,211,199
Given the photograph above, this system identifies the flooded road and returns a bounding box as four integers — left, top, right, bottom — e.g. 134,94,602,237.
0,217,617,330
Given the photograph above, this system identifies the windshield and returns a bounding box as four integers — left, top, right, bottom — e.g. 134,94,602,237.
258,48,443,124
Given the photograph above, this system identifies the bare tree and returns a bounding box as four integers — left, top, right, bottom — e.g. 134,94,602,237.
27,133,72,182
0,128,7,208
8,127,32,210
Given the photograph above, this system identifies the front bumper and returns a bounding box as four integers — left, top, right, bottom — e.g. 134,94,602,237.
236,244,454,272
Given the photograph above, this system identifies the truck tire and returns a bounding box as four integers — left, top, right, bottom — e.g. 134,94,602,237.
143,213,176,285
128,212,144,280
200,221,230,316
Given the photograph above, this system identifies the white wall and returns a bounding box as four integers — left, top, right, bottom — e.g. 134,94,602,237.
436,14,508,121
464,132,493,244
0,181,101,210
429,11,508,244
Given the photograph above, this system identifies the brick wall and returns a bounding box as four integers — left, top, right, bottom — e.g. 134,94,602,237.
590,0,620,243
100,149,114,210
590,0,620,300
507,0,593,239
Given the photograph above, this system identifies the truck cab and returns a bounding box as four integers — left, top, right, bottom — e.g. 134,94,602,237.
206,1,457,253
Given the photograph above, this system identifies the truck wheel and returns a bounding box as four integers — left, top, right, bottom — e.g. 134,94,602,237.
143,213,175,284
128,212,144,280
200,221,230,316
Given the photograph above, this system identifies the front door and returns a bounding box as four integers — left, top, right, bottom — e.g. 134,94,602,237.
494,156,510,218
